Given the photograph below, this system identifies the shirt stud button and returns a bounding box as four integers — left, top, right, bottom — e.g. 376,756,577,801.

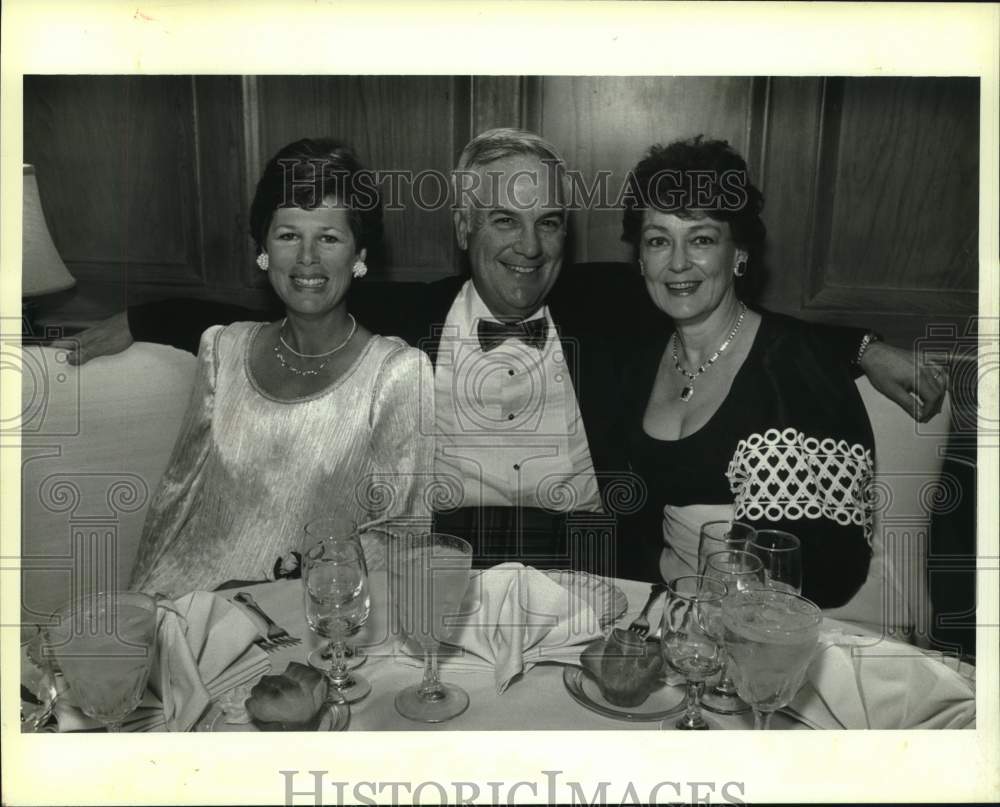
507,413,515,420
513,463,521,471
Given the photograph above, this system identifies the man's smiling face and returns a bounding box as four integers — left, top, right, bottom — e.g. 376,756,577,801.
455,154,567,321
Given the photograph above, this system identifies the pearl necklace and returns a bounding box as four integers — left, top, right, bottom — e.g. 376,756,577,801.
273,315,357,376
671,302,748,402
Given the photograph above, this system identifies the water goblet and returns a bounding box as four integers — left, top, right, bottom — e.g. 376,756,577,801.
659,575,728,730
698,521,756,575
747,530,803,594
723,588,822,729
700,550,765,715
391,532,473,723
45,591,158,732
303,537,372,703
21,624,59,732
305,517,368,671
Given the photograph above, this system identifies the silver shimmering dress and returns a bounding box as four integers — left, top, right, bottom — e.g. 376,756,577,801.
129,322,434,598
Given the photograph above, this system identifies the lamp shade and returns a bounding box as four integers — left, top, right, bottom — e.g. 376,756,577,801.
22,164,76,297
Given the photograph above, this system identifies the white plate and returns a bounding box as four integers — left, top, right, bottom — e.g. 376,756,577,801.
563,666,686,722
197,701,349,732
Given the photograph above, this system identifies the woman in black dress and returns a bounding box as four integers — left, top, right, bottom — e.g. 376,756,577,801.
621,136,874,608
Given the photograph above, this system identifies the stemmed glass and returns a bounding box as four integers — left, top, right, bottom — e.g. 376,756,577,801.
391,532,473,723
21,624,60,732
305,518,367,671
659,575,728,730
303,536,372,703
722,588,822,729
698,521,756,574
700,550,765,715
747,530,803,594
45,591,158,732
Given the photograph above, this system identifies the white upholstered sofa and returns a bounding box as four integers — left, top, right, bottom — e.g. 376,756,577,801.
18,342,952,640
19,343,197,623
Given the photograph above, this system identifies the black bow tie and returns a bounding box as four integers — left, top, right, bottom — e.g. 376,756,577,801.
476,317,548,352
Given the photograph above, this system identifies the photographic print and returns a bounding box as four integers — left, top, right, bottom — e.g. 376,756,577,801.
2,3,997,806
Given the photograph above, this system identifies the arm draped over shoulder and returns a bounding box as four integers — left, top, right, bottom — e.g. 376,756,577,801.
128,299,260,354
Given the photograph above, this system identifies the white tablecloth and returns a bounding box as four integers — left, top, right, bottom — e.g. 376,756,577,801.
220,572,800,731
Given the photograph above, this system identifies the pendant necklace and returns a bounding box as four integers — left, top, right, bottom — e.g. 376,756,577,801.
273,315,357,377
672,302,748,402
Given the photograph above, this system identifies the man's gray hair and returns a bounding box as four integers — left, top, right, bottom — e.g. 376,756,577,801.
452,127,571,212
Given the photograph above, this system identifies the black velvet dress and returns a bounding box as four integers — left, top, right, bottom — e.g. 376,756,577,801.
624,312,875,608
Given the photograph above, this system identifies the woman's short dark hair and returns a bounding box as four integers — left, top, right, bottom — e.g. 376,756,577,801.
621,136,766,259
249,137,383,255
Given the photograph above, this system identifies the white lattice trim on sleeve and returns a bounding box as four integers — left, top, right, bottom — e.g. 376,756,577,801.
726,427,874,544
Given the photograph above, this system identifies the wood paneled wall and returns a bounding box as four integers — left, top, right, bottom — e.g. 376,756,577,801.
24,76,250,316
540,76,764,264
532,75,978,345
25,75,979,348
254,76,468,281
757,76,978,345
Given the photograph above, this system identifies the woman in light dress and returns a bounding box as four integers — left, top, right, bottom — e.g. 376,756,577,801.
130,138,434,597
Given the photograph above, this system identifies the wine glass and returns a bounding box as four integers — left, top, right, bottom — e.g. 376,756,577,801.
659,575,728,730
747,530,803,594
698,521,756,575
45,591,158,732
700,550,766,715
305,517,367,671
722,588,822,729
303,537,372,703
21,624,59,732
391,532,473,723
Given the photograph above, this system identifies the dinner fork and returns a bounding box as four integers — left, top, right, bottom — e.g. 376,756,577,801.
627,582,667,638
234,592,301,651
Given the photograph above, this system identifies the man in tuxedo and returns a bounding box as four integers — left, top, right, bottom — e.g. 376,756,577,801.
56,128,947,577
403,131,641,572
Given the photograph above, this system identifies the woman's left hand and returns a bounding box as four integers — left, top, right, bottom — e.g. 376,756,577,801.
859,341,948,423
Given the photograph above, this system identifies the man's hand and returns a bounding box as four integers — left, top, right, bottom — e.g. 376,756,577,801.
859,340,948,423
49,311,134,366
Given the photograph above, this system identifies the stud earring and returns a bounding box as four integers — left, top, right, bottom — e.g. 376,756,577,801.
734,258,747,277
352,260,368,279
256,252,269,272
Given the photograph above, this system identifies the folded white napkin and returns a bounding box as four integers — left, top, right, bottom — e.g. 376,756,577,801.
785,626,976,730
398,563,604,693
53,591,270,732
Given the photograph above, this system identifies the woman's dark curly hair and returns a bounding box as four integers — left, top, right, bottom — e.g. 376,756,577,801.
621,137,767,292
249,137,383,256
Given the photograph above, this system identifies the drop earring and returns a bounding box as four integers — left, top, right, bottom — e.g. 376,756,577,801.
256,253,269,272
